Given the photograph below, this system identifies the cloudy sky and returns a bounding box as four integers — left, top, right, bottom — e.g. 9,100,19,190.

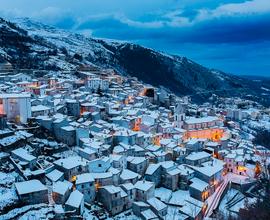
1,0,270,76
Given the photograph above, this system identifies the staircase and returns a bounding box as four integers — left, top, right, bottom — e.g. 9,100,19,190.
205,178,229,217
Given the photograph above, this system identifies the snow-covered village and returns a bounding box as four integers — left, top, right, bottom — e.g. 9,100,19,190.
0,62,269,220
0,1,270,219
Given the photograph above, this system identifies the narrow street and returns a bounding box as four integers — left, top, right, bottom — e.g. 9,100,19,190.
205,176,229,217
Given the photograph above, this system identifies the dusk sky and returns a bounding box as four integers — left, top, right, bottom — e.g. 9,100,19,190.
0,0,269,76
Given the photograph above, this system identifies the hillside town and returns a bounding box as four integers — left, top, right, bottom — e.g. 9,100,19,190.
0,63,270,220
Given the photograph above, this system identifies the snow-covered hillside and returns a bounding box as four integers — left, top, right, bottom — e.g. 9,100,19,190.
1,17,270,103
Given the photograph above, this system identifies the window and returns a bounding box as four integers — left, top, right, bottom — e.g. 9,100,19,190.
98,164,101,167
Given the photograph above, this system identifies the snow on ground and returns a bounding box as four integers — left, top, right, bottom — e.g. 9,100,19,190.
15,17,115,61
261,87,270,92
218,188,241,218
212,70,225,81
247,119,270,131
169,189,198,206
0,186,18,211
218,188,256,218
166,206,189,220
0,172,18,186
44,56,76,71
84,206,138,220
18,206,54,220
229,197,256,214
227,173,255,185
219,189,240,208
0,204,49,220
109,211,138,220
0,48,10,59
0,172,19,211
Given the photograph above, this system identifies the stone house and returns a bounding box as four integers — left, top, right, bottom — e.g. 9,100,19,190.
15,179,48,205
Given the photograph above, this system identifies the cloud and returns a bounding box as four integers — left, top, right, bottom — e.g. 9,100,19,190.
196,0,270,21
0,0,269,75
31,7,76,28
75,10,270,44
0,8,23,18
212,0,270,16
66,0,270,75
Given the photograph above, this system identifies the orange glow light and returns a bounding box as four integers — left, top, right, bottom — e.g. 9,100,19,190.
184,128,224,142
237,166,247,172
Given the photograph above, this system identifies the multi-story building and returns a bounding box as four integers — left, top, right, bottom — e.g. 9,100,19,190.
0,93,31,123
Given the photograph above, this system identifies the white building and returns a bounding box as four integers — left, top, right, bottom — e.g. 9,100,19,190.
174,102,186,128
86,78,109,92
183,116,222,130
31,105,52,117
0,93,31,123
227,109,242,121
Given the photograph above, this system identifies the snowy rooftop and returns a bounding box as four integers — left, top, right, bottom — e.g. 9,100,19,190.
78,147,96,155
15,179,47,195
102,185,121,194
155,187,172,203
65,190,84,208
0,93,31,99
147,197,167,211
134,180,154,191
91,172,112,179
53,181,71,195
120,183,134,191
190,159,225,177
120,169,139,180
54,156,88,170
31,105,51,112
169,189,204,208
141,209,158,220
76,173,94,185
185,151,211,161
190,177,209,192
61,125,75,131
12,148,36,162
185,116,219,124
145,164,160,175
46,169,64,182
127,156,146,165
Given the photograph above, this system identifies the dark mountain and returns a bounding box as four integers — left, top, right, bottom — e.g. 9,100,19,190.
93,40,245,96
0,17,269,105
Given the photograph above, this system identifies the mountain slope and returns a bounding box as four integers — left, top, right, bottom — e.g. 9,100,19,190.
1,17,269,104
92,40,245,95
